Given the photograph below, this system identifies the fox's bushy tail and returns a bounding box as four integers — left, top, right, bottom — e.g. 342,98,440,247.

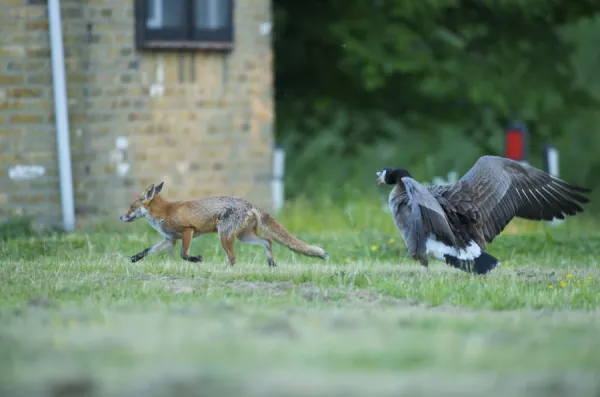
444,252,499,275
256,210,329,260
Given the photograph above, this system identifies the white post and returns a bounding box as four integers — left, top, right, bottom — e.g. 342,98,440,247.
272,146,285,213
48,0,76,232
447,171,458,184
544,144,562,226
431,170,458,186
546,146,559,178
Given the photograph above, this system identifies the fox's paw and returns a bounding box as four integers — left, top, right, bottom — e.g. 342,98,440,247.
186,255,203,263
130,253,144,263
130,248,150,263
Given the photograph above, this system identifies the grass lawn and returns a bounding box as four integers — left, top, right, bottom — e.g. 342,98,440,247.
1,200,600,397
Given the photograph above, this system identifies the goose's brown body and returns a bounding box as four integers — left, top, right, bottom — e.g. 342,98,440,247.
378,155,592,274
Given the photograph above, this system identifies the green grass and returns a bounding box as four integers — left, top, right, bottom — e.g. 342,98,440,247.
1,199,600,397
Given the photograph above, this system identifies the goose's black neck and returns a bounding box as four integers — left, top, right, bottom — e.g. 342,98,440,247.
383,167,412,185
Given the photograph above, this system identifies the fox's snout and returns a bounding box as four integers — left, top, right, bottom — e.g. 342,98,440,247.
120,214,135,222
120,205,147,222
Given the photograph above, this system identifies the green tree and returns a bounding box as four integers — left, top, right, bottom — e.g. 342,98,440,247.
274,0,600,202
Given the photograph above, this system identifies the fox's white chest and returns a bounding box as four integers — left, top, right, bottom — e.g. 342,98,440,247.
143,213,173,238
146,216,165,234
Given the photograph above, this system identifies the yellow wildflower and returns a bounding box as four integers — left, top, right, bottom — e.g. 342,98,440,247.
371,245,378,252
388,238,395,244
566,274,572,279
548,285,553,289
560,281,567,288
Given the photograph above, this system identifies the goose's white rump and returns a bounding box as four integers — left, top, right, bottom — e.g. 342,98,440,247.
425,236,482,261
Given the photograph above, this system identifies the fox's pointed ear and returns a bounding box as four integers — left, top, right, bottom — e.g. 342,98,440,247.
142,183,156,201
155,182,164,194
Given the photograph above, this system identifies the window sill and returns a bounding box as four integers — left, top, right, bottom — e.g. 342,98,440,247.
136,40,234,51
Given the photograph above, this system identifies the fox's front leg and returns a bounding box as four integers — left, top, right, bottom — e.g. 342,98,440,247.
130,238,174,263
180,228,203,263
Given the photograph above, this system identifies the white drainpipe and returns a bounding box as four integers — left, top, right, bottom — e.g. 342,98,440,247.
48,0,76,232
271,145,285,213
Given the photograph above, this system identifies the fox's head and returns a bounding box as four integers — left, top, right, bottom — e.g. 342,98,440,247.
119,182,164,222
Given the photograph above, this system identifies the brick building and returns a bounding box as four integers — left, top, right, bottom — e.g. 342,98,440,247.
0,0,274,229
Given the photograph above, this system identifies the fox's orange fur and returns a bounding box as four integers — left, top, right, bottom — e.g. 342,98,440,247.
120,182,329,266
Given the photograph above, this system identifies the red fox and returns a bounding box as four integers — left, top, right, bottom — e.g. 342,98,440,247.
119,182,329,267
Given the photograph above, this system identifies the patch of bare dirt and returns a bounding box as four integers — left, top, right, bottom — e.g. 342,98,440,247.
226,280,295,296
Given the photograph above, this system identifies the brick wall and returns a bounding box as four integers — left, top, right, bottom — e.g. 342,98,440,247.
0,0,274,229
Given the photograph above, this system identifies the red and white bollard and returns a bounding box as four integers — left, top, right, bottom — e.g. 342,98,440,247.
505,123,529,165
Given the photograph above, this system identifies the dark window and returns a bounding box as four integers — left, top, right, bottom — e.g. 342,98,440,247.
135,0,234,51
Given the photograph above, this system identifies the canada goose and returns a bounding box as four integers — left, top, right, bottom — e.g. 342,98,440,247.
376,155,591,274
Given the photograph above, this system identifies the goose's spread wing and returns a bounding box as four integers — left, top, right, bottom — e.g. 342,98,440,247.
442,155,591,244
401,177,459,255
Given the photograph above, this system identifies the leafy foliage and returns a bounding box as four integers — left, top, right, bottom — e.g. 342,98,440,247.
274,0,600,205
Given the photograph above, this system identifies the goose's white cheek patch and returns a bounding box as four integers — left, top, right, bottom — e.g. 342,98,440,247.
377,170,387,184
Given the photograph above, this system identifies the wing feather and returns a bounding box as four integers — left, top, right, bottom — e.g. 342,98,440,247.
441,155,591,245
401,177,459,254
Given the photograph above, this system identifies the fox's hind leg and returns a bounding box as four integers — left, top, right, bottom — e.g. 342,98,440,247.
238,223,275,267
219,230,237,266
